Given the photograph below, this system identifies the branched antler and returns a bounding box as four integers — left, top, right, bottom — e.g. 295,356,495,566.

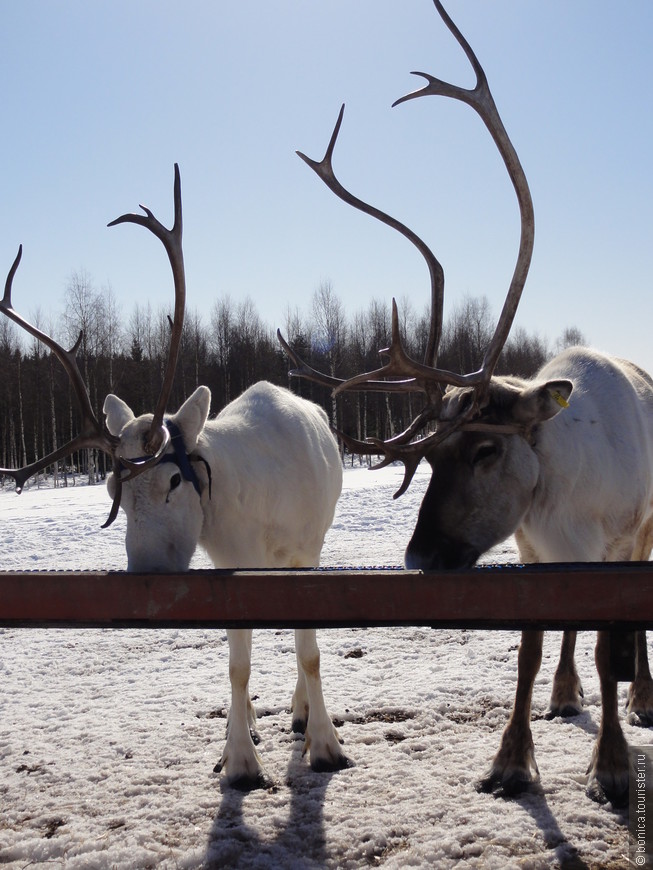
108,163,185,452
393,0,534,393
279,0,533,496
1,165,187,526
0,246,118,494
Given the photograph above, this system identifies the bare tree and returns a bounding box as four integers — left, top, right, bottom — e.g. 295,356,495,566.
63,269,101,483
441,294,494,374
0,266,593,488
311,281,346,426
210,295,235,404
556,326,587,352
180,307,208,398
362,298,396,440
350,309,373,443
97,282,121,393
499,327,549,377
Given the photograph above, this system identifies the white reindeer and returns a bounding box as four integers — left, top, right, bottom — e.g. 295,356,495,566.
0,167,349,790
280,1,653,806
104,380,347,788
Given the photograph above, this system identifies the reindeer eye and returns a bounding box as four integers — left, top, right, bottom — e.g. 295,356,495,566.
169,472,182,491
471,441,499,467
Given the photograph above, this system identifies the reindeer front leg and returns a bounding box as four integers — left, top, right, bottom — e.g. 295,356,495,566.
214,629,270,790
587,631,630,805
478,630,543,796
293,629,350,772
627,631,653,726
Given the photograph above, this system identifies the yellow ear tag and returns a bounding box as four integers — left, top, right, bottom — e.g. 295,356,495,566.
551,390,570,409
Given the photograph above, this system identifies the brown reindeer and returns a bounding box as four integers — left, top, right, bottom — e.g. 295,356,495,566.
279,0,653,806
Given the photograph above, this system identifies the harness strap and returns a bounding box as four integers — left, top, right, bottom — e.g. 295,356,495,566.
119,419,211,499
161,419,204,497
191,454,213,499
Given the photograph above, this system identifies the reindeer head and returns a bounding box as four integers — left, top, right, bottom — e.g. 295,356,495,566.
404,375,572,569
279,0,572,568
0,165,206,568
103,386,211,571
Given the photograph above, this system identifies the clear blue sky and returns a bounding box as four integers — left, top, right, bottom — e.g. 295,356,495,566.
2,1,652,375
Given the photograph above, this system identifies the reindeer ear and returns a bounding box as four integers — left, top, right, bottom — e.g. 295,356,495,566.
172,386,211,448
512,379,573,425
103,394,135,436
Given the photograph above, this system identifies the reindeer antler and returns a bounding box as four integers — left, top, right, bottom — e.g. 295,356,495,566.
393,0,534,393
0,246,119,493
0,165,187,526
108,163,186,454
279,0,534,496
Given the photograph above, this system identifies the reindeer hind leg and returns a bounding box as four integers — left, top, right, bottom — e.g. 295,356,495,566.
627,631,653,726
587,631,630,806
547,630,584,719
626,519,653,725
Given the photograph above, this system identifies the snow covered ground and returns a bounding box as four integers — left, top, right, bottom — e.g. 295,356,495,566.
0,463,646,868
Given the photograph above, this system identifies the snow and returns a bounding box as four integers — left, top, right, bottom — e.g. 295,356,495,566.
0,463,644,868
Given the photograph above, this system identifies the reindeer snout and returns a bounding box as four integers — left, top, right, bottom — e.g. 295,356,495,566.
404,537,479,571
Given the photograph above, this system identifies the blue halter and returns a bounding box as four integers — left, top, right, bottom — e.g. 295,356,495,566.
121,419,211,499
158,419,203,496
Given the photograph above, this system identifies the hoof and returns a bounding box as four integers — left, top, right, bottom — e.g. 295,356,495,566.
292,716,307,735
586,748,630,809
627,710,653,728
586,775,628,808
229,771,274,792
544,703,583,720
213,750,272,791
476,770,537,798
213,760,273,791
548,674,584,721
479,728,540,800
311,753,353,774
626,697,653,728
626,677,653,726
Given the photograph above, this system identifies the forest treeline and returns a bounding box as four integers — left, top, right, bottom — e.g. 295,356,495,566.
0,272,585,485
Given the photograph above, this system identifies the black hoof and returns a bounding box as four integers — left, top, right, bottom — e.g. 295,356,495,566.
545,704,583,720
229,772,274,792
311,754,353,774
476,772,536,798
292,717,307,735
212,760,273,791
586,778,628,808
628,710,653,728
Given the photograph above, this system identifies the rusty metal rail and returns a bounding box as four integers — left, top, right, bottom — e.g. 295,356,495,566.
1,563,653,629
